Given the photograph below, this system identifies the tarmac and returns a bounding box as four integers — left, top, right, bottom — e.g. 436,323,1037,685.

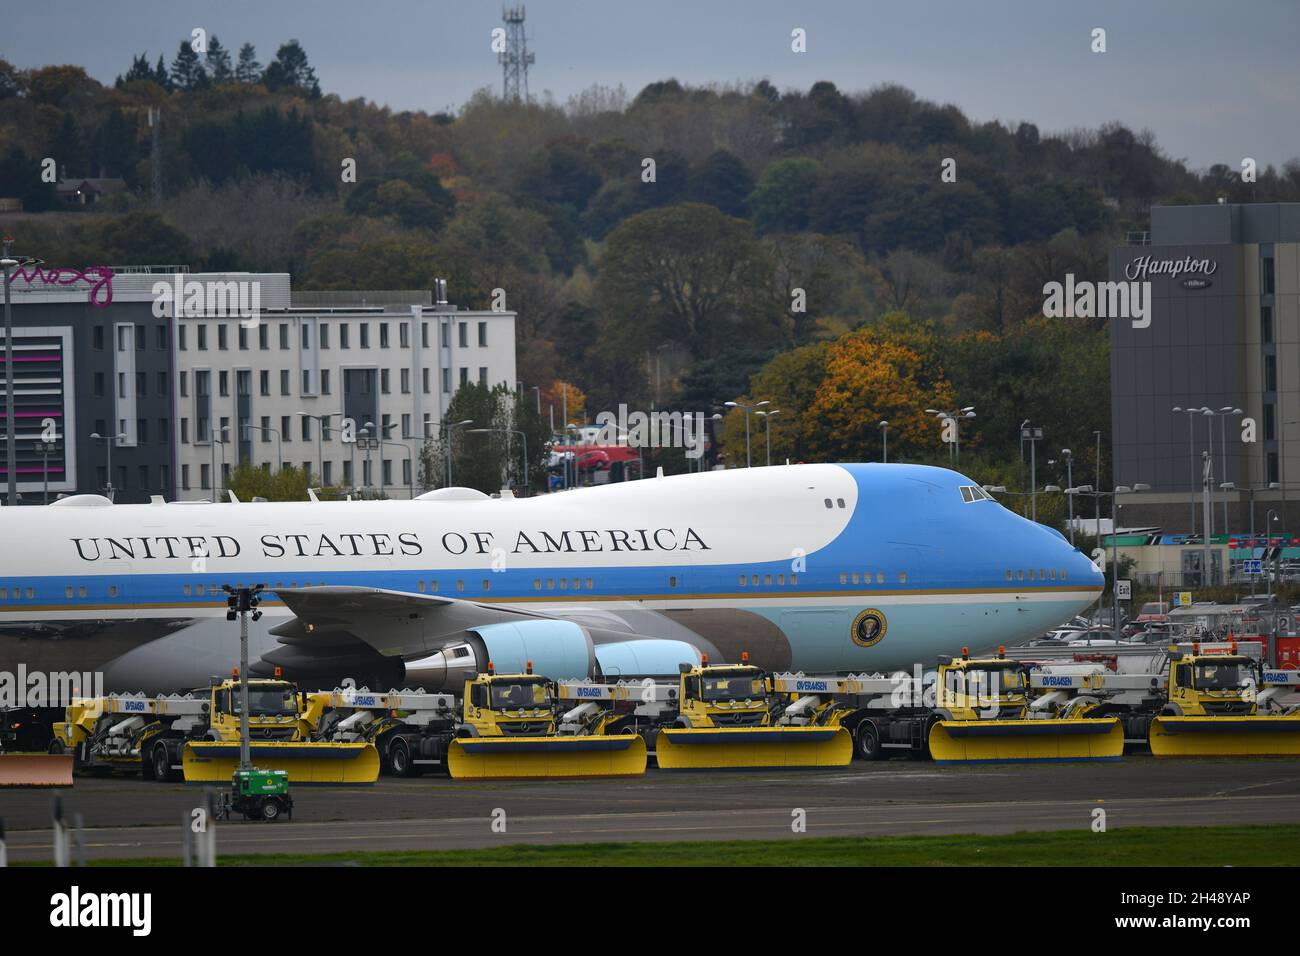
3,757,1300,862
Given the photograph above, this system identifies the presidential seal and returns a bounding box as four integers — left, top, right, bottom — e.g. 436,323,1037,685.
851,608,887,648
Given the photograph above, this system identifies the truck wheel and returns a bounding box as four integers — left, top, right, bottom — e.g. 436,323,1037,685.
854,723,883,761
151,743,177,783
388,738,415,778
1161,703,1184,717
260,799,281,822
48,739,65,755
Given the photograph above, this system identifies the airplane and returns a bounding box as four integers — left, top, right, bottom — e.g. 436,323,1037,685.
0,462,1103,694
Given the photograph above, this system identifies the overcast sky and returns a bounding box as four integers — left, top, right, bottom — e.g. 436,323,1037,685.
4,0,1296,171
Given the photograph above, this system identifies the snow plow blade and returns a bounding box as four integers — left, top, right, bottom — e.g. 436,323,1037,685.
929,718,1124,764
654,726,852,770
1148,715,1300,757
181,741,380,784
0,753,74,787
447,734,647,779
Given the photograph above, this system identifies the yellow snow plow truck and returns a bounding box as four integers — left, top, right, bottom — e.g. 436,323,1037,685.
442,663,647,779
54,675,379,784
764,648,1122,765
653,654,853,770
1026,642,1300,757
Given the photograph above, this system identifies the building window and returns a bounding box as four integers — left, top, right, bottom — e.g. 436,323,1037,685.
136,371,147,396
93,326,105,350
260,370,270,396
380,323,389,348
321,369,331,394
1265,403,1276,441
178,325,186,351
281,416,292,441
458,322,468,348
479,367,488,385
478,322,487,347
401,368,410,394
218,325,228,350
302,370,312,394
198,325,207,350
219,371,229,397
258,324,268,350
238,326,248,350
381,369,390,394
179,371,189,397
135,325,146,351
359,323,370,348
279,324,289,349
280,370,290,396
301,417,312,441
93,372,104,397
1268,452,1280,484
1262,256,1275,295
181,464,190,489
1266,355,1277,393
1262,305,1273,344
459,367,469,386
400,323,410,348
340,324,350,349
157,371,168,394
180,419,189,443
320,324,329,349
156,325,168,350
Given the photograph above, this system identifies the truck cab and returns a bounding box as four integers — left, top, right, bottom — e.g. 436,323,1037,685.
1165,645,1259,717
460,665,558,737
936,648,1030,721
206,678,305,742
675,655,771,728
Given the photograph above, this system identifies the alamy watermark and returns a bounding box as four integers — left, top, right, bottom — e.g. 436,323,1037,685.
0,666,104,708
151,275,262,328
1043,274,1150,328
594,405,708,459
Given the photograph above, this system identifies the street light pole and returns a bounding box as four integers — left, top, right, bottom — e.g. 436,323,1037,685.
1062,449,1074,544
1,238,20,508
725,400,769,467
756,409,780,467
879,420,889,463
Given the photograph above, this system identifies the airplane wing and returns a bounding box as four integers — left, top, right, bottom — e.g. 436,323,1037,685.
255,586,655,684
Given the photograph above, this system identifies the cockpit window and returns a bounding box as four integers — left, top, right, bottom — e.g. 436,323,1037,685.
959,485,991,502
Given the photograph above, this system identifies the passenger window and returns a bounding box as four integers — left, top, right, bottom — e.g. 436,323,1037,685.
417,581,426,592
1017,569,1024,581
837,498,845,508
876,572,884,584
898,572,907,584
669,576,678,588
586,578,593,589
851,573,860,584
777,574,785,585
824,498,832,508
534,579,542,590
764,575,772,586
839,573,848,584
739,575,747,586
456,580,464,592
751,574,759,586
482,580,491,591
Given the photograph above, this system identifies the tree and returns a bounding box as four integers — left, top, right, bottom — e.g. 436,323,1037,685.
748,157,821,233
94,109,137,179
226,463,335,502
0,146,57,211
595,203,785,359
51,112,88,180
153,54,171,90
0,59,25,99
206,36,234,85
262,40,320,97
26,65,96,106
687,150,754,217
115,53,156,89
235,43,262,84
99,212,192,263
790,314,956,463
170,40,208,91
423,383,547,494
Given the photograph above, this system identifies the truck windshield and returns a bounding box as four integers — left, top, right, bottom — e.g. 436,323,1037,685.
489,680,551,709
228,686,297,716
1193,662,1249,691
700,673,766,701
947,668,1025,699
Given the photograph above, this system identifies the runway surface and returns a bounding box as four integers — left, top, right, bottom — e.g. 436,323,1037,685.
3,758,1299,862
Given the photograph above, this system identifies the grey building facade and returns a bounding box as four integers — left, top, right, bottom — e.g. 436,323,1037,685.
1111,203,1300,534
